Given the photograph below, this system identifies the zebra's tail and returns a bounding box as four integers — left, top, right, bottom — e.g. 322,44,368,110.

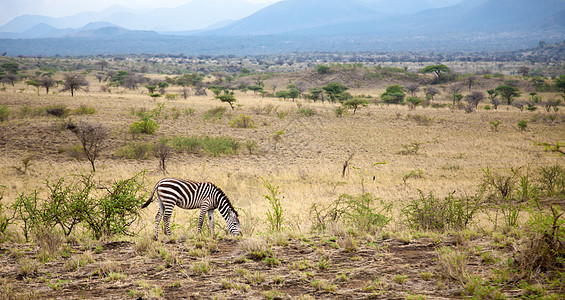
141,184,158,209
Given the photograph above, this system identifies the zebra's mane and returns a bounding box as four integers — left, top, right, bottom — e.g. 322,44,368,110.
210,183,238,217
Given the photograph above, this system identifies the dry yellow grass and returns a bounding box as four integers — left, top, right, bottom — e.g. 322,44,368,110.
0,77,563,235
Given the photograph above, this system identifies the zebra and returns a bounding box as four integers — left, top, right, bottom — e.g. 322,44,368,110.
141,178,241,239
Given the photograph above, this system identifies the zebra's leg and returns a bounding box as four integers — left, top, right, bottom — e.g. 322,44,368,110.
208,210,215,238
154,204,164,240
198,207,207,235
162,207,173,236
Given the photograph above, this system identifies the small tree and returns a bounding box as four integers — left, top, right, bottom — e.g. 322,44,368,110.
67,122,107,172
322,82,348,102
26,79,40,95
216,93,237,110
343,98,369,115
155,138,172,172
157,81,169,94
61,73,89,97
39,76,56,94
308,87,324,102
555,75,565,99
316,65,331,74
263,179,284,232
381,85,405,105
405,83,420,96
464,91,485,109
465,76,477,90
276,90,291,100
407,96,423,108
425,86,440,100
495,85,520,105
288,88,301,101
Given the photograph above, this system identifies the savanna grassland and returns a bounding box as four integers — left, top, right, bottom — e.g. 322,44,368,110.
0,55,564,299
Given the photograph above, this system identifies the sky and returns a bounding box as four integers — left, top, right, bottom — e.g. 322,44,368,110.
0,0,279,26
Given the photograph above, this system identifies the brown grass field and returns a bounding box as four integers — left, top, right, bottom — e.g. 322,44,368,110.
0,71,564,299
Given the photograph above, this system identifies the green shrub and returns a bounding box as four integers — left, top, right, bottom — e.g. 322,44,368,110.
171,136,202,154
402,190,482,232
516,206,565,276
537,165,565,198
115,142,154,160
12,172,146,240
46,105,70,118
129,118,159,135
310,192,391,234
73,105,96,115
0,185,13,235
171,135,239,156
201,136,239,156
517,120,528,131
0,105,10,122
297,108,315,117
264,180,284,232
229,114,255,128
204,107,226,121
83,172,147,239
334,106,346,117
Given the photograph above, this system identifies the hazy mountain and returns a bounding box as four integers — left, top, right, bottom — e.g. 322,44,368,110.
208,0,382,35
210,0,565,36
0,6,132,33
0,21,122,39
0,0,269,35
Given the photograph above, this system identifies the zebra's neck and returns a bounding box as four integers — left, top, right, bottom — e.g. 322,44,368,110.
217,195,233,221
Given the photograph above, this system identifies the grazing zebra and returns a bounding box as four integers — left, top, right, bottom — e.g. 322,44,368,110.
141,178,241,239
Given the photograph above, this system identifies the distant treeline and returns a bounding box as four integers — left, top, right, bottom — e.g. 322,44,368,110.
0,33,563,57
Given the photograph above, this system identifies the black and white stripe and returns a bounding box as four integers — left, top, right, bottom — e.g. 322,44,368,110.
142,178,241,239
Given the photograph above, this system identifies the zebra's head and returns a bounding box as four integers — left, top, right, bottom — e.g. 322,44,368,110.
227,210,241,235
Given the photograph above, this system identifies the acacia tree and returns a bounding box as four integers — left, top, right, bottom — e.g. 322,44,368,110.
216,93,237,110
425,86,440,100
464,91,485,110
322,82,349,102
405,83,420,96
26,79,40,95
288,88,301,101
465,76,477,90
381,85,405,104
343,98,369,115
39,76,56,94
308,87,324,102
61,73,89,97
1,74,19,86
420,64,451,82
495,85,520,105
448,83,464,106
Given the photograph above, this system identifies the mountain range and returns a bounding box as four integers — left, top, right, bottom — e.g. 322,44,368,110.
0,0,564,55
0,0,269,35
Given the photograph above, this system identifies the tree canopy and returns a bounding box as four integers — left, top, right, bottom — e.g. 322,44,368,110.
216,93,237,110
381,85,406,104
420,64,450,81
62,73,89,97
343,98,369,115
495,85,520,105
322,82,349,102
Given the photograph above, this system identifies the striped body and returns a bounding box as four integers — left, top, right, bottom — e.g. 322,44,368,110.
142,178,241,239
